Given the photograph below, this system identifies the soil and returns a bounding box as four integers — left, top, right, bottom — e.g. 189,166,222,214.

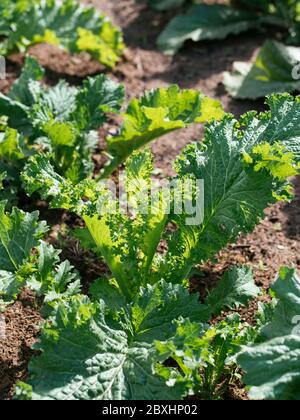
0,0,299,401
0,291,42,400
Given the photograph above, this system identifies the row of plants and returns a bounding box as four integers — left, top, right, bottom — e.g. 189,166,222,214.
148,0,300,99
0,0,124,68
0,53,300,398
0,56,223,207
0,0,299,401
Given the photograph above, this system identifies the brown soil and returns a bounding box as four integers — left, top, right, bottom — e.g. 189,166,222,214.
0,0,299,401
0,291,42,400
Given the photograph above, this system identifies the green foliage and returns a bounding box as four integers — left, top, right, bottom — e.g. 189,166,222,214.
238,268,300,400
0,58,223,202
0,202,46,273
22,94,299,297
156,1,300,54
0,127,33,206
157,3,261,55
19,266,261,400
0,56,125,189
0,203,80,308
12,92,300,400
154,267,260,398
156,314,256,399
101,86,224,177
242,142,299,180
0,0,124,68
23,281,208,400
224,40,300,99
205,266,260,315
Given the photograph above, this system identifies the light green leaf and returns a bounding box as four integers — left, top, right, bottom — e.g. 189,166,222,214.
22,151,166,299
0,204,47,303
102,85,224,177
155,313,256,398
26,241,80,300
76,22,124,69
0,127,30,163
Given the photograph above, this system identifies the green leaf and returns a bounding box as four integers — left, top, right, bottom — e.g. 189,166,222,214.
26,241,81,303
73,227,100,254
240,94,300,162
239,336,300,400
238,268,300,400
22,150,165,299
0,203,47,303
155,313,256,398
76,22,124,69
71,74,125,132
243,142,299,180
23,96,299,292
155,318,210,394
89,279,126,312
156,1,300,54
0,204,81,306
9,56,45,105
0,203,47,272
157,4,261,55
0,57,123,133
224,41,300,99
0,270,20,304
30,80,78,129
162,111,294,282
26,281,208,400
0,128,30,163
102,85,224,177
0,127,33,208
206,266,260,316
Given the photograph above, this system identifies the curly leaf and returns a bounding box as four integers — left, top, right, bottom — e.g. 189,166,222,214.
0,0,124,68
0,203,47,272
206,266,260,316
25,281,209,400
102,85,224,177
163,122,291,282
